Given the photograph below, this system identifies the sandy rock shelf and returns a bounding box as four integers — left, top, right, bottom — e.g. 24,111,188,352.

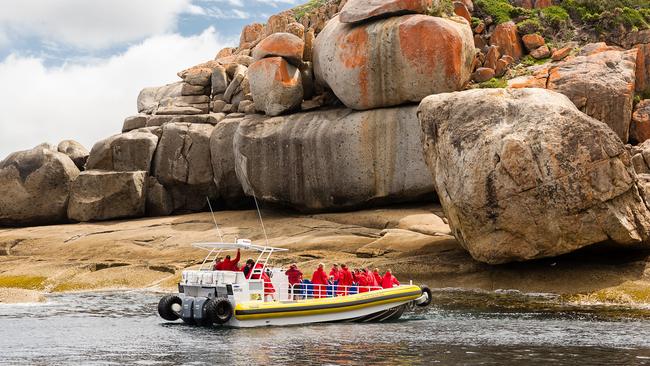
3,203,650,304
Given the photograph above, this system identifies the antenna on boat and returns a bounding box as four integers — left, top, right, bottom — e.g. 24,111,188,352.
253,194,269,247
206,197,224,242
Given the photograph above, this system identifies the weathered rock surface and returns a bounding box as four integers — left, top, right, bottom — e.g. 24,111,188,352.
209,117,251,208
234,106,434,212
137,82,182,114
252,32,305,66
57,140,88,170
67,170,147,222
249,57,304,116
490,21,523,59
314,15,474,110
418,88,650,264
152,123,216,212
546,49,637,142
0,145,80,226
637,43,650,93
86,130,159,172
632,100,650,144
339,0,432,24
146,176,173,217
122,115,150,132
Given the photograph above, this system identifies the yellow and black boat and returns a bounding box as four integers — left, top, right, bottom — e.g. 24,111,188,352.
157,241,432,328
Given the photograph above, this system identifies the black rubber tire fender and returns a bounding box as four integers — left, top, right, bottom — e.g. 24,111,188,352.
158,294,182,321
417,286,433,307
204,297,234,325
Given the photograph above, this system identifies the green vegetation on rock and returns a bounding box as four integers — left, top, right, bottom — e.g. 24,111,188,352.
541,6,571,27
474,0,515,24
428,0,454,17
560,0,650,32
517,18,544,34
520,55,551,66
293,0,327,21
478,78,508,88
0,275,47,290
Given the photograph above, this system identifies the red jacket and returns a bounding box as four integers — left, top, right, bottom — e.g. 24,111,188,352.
329,268,340,282
286,268,303,285
381,272,400,289
311,268,329,285
221,250,240,271
373,272,382,286
339,268,353,287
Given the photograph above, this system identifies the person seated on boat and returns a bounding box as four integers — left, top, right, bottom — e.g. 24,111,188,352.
213,257,224,270
381,269,400,289
372,268,382,289
221,248,241,271
311,263,329,299
365,267,380,291
358,269,370,293
329,264,340,282
338,264,353,296
285,263,303,300
242,259,254,278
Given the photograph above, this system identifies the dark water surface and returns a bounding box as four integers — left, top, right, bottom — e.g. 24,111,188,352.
2,290,650,365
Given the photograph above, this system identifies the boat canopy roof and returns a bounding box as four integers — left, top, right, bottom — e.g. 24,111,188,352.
192,239,289,253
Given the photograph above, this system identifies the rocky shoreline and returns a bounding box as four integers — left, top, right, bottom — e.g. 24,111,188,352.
3,203,650,305
3,0,650,303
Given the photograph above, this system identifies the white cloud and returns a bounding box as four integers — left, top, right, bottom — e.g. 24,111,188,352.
0,28,228,159
0,0,195,49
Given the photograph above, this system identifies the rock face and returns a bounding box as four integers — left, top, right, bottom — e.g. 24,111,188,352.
249,57,304,116
57,140,88,170
339,0,432,24
490,21,523,59
418,88,650,264
86,130,159,172
152,123,216,212
636,43,650,93
67,170,147,222
252,32,305,65
209,117,251,208
234,106,434,212
314,15,474,110
546,49,637,142
0,145,80,226
137,82,182,114
632,100,650,144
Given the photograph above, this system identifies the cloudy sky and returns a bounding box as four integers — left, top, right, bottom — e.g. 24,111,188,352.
0,0,298,159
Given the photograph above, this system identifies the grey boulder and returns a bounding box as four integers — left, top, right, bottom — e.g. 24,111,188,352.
249,57,303,116
418,88,650,264
0,144,80,226
57,140,89,171
234,106,434,212
86,130,159,172
67,170,147,222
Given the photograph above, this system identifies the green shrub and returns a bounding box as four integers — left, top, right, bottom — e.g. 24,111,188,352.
520,55,551,66
475,0,514,24
517,18,545,34
618,7,649,28
479,78,508,88
471,16,482,28
293,0,327,21
541,6,571,27
428,0,454,17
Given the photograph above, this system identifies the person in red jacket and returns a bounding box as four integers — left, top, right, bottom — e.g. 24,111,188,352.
213,257,224,270
372,268,382,289
285,263,303,299
221,249,240,271
365,268,379,291
311,263,329,299
358,269,370,293
338,264,353,296
381,269,400,289
329,264,340,282
245,259,276,301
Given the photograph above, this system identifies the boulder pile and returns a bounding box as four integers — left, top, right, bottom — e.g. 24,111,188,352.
3,0,650,267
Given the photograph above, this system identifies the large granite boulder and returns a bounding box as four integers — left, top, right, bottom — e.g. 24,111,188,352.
57,140,88,171
234,106,434,212
209,117,251,208
249,57,304,116
313,15,474,110
67,170,147,222
418,88,650,264
252,32,305,66
0,145,80,226
137,82,182,114
152,123,216,212
339,0,433,24
86,130,159,172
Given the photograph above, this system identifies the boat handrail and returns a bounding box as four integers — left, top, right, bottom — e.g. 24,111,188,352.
192,241,289,252
285,283,400,300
